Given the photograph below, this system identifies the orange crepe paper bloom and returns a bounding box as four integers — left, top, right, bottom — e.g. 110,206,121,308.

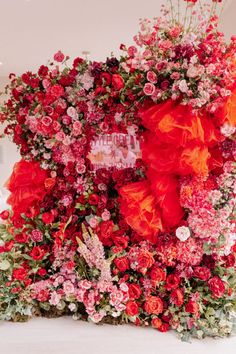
119,181,163,243
5,160,50,217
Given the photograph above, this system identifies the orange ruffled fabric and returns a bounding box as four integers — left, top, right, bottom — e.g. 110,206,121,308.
119,181,163,244
119,99,225,242
5,160,50,217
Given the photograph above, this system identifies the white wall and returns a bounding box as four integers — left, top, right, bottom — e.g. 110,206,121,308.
0,77,20,189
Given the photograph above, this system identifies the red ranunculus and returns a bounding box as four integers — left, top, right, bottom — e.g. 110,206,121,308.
125,301,139,316
112,74,125,90
128,283,142,300
12,267,27,281
208,276,226,298
30,246,46,261
144,296,164,315
114,256,130,272
165,274,181,290
170,288,184,307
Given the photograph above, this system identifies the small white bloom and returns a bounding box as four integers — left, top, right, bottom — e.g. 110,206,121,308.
179,80,188,93
221,123,236,137
176,226,191,242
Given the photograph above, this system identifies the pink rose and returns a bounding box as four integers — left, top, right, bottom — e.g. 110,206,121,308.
49,291,61,306
89,217,99,229
143,83,155,96
31,229,43,242
101,209,111,221
63,281,75,295
127,46,138,57
53,50,65,62
147,71,157,84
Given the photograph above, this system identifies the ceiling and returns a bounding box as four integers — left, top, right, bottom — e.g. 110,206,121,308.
0,0,235,78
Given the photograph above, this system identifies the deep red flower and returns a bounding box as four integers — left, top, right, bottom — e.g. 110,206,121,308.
114,256,130,272
112,74,125,90
12,267,27,281
150,266,166,284
30,246,46,261
125,301,139,316
128,283,142,300
165,274,181,291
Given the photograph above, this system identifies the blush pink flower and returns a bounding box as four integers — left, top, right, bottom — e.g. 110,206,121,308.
143,83,155,96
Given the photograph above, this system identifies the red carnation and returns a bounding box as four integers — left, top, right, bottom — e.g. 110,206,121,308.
208,276,226,298
114,256,130,272
12,267,27,281
128,283,142,300
112,74,125,90
144,296,164,315
125,301,139,316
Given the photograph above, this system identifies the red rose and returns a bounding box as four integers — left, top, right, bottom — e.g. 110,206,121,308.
30,246,46,261
73,57,84,68
165,274,181,291
112,74,125,90
208,276,226,298
125,301,139,316
0,210,10,220
137,250,155,274
88,193,100,205
112,234,128,249
100,220,114,239
12,267,27,281
128,283,142,300
170,288,184,307
151,318,162,329
53,50,65,62
114,256,130,272
194,266,211,281
42,210,56,224
15,233,29,243
158,323,169,332
37,268,47,277
150,266,166,284
185,300,199,315
144,296,164,315
44,178,56,190
100,72,111,86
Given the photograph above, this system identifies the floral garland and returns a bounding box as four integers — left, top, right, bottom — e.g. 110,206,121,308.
0,0,235,340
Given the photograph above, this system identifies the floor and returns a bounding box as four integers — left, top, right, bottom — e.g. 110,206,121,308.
0,317,236,354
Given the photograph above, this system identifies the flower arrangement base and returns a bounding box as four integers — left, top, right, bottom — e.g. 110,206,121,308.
0,0,236,341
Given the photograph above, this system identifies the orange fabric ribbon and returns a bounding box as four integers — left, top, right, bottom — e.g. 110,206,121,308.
119,98,227,242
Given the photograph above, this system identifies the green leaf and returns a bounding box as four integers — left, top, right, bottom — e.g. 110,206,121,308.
0,259,11,270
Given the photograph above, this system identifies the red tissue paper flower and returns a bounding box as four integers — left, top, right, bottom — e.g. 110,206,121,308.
5,160,52,217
